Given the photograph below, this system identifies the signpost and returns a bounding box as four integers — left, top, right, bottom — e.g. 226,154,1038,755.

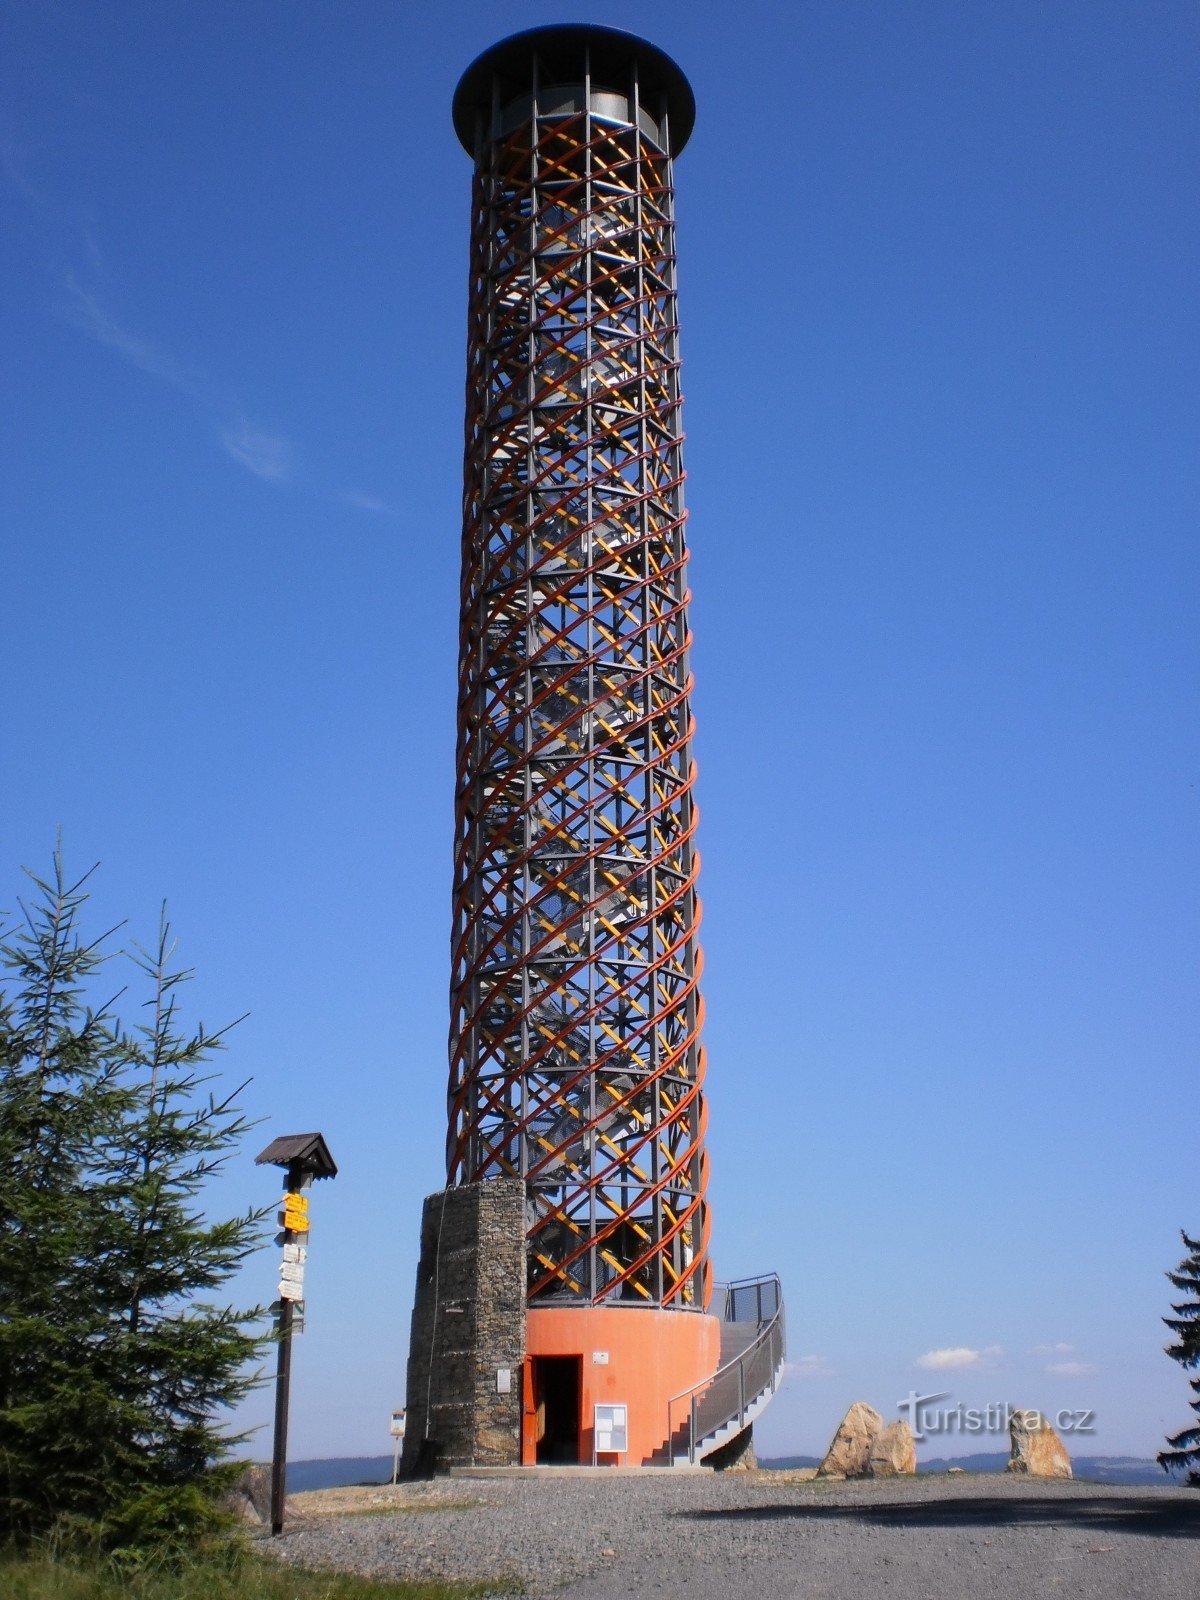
255,1133,338,1536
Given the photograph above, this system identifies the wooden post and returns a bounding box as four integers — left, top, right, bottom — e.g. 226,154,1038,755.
270,1298,294,1534
270,1159,302,1536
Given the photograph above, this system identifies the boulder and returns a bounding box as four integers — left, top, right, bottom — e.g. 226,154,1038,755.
708,1426,758,1472
867,1419,917,1477
1005,1408,1072,1478
816,1402,884,1478
220,1463,272,1524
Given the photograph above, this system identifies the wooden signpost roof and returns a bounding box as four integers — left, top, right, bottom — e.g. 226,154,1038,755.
254,1132,338,1179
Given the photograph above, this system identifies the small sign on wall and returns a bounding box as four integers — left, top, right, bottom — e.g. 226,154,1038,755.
496,1367,512,1394
592,1350,609,1365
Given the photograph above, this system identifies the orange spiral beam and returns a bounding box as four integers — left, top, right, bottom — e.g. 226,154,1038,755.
448,32,710,1313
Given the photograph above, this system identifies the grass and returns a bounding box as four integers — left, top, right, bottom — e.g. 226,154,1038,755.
0,1547,517,1600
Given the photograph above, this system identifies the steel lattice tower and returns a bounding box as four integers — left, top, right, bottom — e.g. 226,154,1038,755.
403,25,784,1471
449,27,710,1317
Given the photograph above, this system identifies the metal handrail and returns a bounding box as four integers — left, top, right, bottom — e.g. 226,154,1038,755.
668,1272,785,1465
714,1272,782,1327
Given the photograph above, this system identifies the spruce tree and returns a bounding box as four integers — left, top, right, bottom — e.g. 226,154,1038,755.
0,852,269,1544
98,908,267,1533
1159,1230,1200,1485
0,853,132,1537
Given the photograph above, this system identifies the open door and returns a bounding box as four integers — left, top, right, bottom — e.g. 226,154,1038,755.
520,1359,538,1465
530,1355,581,1464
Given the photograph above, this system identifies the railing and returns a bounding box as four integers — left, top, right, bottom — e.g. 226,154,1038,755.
718,1273,781,1326
667,1272,785,1466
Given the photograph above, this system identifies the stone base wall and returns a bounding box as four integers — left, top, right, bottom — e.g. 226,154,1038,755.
401,1179,526,1471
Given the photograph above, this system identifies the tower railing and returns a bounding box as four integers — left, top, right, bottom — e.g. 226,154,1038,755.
667,1272,786,1466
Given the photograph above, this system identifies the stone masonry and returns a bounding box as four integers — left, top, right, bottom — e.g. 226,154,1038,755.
401,1178,526,1470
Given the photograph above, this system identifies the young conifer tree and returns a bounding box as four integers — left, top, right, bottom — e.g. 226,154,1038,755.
98,908,267,1528
1159,1230,1200,1485
0,852,268,1544
0,854,132,1537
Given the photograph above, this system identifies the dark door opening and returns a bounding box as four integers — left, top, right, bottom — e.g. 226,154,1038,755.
533,1355,581,1464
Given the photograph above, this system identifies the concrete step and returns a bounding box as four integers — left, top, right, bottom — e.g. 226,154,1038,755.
671,1364,785,1467
718,1320,761,1364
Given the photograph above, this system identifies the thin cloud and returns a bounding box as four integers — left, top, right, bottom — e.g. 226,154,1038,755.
1046,1360,1096,1377
62,277,193,393
342,489,395,515
61,278,296,487
221,421,294,483
1033,1342,1075,1357
915,1345,1002,1371
1,132,50,211
785,1355,833,1380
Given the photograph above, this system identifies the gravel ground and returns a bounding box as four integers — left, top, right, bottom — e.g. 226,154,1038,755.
268,1470,1200,1599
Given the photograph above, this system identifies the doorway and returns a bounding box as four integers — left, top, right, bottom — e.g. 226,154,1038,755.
532,1355,581,1464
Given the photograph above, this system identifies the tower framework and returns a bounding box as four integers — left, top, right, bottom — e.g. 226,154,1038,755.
400,26,791,1474
449,26,710,1317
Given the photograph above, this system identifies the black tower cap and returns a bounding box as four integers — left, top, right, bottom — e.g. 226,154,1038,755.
453,24,695,158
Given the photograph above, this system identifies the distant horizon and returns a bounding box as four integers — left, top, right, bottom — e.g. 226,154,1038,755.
271,1449,1180,1496
275,1449,1170,1467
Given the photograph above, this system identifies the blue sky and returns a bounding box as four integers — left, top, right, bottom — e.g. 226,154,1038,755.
3,0,1197,1463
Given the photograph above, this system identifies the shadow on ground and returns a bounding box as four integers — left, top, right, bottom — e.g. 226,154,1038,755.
680,1494,1200,1540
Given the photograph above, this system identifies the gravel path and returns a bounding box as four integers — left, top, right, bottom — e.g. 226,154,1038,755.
268,1471,1200,1599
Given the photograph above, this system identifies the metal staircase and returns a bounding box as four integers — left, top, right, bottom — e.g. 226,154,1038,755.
667,1274,786,1466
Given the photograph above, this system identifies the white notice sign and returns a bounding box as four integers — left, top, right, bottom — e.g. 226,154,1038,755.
594,1403,628,1456
279,1260,305,1284
282,1242,308,1265
278,1278,305,1303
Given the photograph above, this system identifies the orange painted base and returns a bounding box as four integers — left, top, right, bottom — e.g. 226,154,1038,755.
524,1305,720,1466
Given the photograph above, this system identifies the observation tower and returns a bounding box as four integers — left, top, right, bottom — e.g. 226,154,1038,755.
402,24,784,1470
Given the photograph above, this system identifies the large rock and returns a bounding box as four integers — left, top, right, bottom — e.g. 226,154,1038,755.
816,1402,884,1478
708,1425,758,1472
220,1463,273,1524
1005,1408,1072,1478
867,1419,917,1477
